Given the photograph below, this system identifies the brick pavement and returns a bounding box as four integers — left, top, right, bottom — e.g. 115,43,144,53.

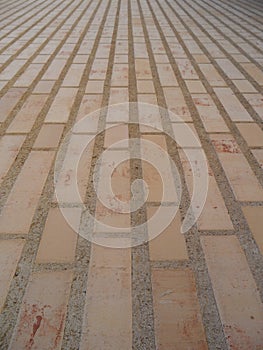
0,0,262,349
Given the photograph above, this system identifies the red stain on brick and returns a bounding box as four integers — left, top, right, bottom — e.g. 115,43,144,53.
212,139,240,154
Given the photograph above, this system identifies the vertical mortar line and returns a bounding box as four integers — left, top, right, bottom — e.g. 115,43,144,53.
155,0,263,297
0,1,108,348
137,0,228,348
128,0,157,349
62,0,124,348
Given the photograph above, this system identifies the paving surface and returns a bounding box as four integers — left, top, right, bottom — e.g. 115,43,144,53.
0,0,263,349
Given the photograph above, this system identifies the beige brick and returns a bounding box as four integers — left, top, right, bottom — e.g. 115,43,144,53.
192,94,229,132
0,151,54,234
243,94,263,119
151,269,208,349
199,63,226,86
201,236,263,350
163,87,192,121
36,208,80,263
252,149,263,169
186,80,206,93
9,270,73,350
232,80,256,93
104,124,129,148
80,244,132,349
89,58,108,80
135,59,152,79
0,88,26,122
137,80,155,93
42,59,67,80
0,239,24,311
176,58,199,79
242,206,263,254
33,124,64,148
111,64,128,86
45,88,77,123
33,80,55,93
85,80,104,94
62,63,85,86
211,134,263,201
8,95,48,133
0,135,26,183
148,208,188,261
216,58,245,79
76,94,102,124
241,63,263,85
236,123,263,147
14,63,44,87
214,87,252,121
179,149,233,230
157,64,178,86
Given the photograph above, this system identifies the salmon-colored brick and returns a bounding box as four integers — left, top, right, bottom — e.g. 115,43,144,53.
14,63,44,87
62,63,85,87
42,59,67,80
236,123,263,148
36,208,80,263
179,150,233,230
151,268,208,349
0,239,24,311
0,88,26,122
8,95,48,133
33,124,64,149
147,208,188,261
45,88,77,123
0,151,54,234
9,270,73,350
0,135,26,183
201,236,263,350
199,63,226,86
211,134,263,201
242,206,263,254
80,244,132,349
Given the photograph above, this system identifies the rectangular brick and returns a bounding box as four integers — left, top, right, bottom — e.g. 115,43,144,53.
214,87,252,121
163,87,192,121
62,63,85,86
33,124,64,148
216,58,245,79
0,135,26,183
0,239,24,312
0,88,26,122
176,58,199,79
80,244,132,349
147,208,188,261
45,88,77,123
201,236,263,350
89,58,108,80
192,94,229,132
0,151,54,234
151,268,208,349
241,63,263,85
111,63,128,86
36,208,80,263
135,59,152,79
243,94,263,120
42,59,67,80
8,95,48,133
14,63,44,87
157,64,178,86
199,63,226,86
9,270,73,350
242,206,263,254
211,134,263,201
179,149,233,230
236,123,263,148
